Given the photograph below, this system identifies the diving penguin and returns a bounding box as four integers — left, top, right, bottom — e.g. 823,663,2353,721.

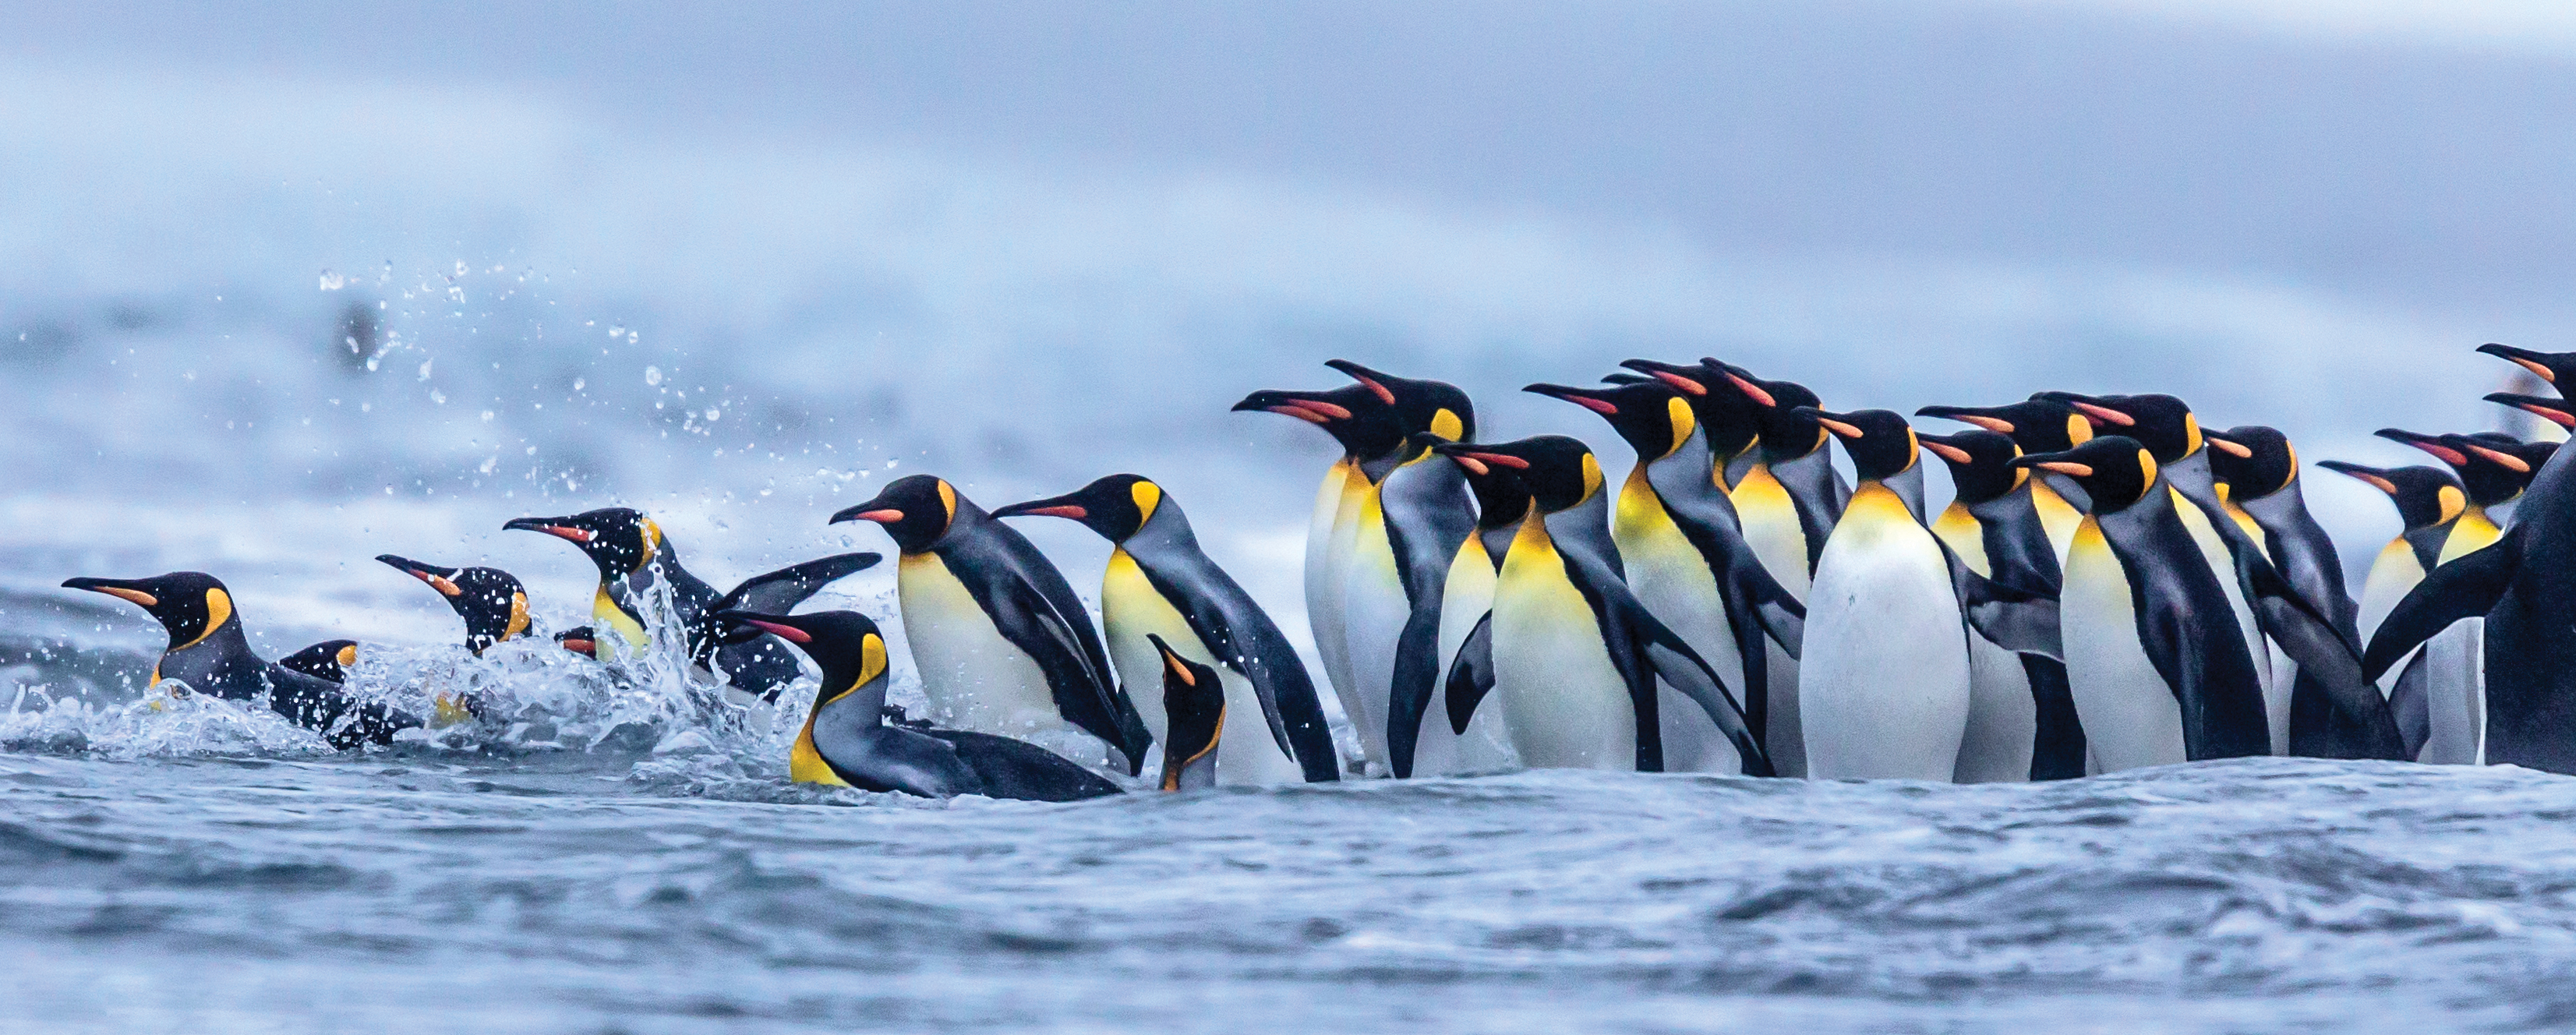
832,475,1153,775
1429,436,1772,775
278,640,359,684
1525,379,1804,774
1918,429,2085,781
1148,634,1225,790
62,572,419,748
1917,397,2098,560
991,474,1340,783
375,556,535,655
720,608,1122,801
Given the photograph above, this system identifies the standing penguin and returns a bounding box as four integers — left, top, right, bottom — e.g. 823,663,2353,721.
1709,362,1849,578
1917,397,2098,561
1525,379,1804,773
2317,460,2466,757
2203,426,2362,758
832,475,1152,775
1421,449,1529,770
1149,634,1226,791
62,573,419,747
1918,429,2085,781
1429,436,1771,775
1367,433,1514,778
991,474,1340,783
719,609,1121,801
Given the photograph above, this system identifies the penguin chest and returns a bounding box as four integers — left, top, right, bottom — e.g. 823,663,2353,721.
1730,465,1812,601
1338,496,1408,761
1799,486,1970,780
2356,540,2426,642
2171,489,2267,688
896,553,1072,740
1420,536,1518,775
1099,551,1302,786
1490,537,1633,770
1614,481,1743,772
1305,460,1358,704
592,586,652,661
2059,521,2186,772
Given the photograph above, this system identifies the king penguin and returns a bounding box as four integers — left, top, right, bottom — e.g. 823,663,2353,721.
62,572,420,748
1148,634,1225,790
1525,379,1804,774
2203,425,2362,758
1430,436,1772,775
719,608,1121,801
2317,459,2465,756
991,474,1340,783
278,640,359,684
1709,362,1850,579
375,556,536,655
832,475,1153,775
1918,429,2086,781
1420,446,1532,771
1917,397,2098,561
1365,433,1516,778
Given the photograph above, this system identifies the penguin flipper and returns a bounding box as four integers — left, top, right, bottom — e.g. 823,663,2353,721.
1659,494,1807,658
277,641,353,684
1943,543,2062,662
2238,549,2405,760
265,665,420,749
1386,599,1445,779
1129,560,1340,782
715,552,882,614
2362,528,2520,682
923,729,1122,801
1443,612,1496,737
989,578,1153,775
1617,604,1773,777
2021,655,2087,780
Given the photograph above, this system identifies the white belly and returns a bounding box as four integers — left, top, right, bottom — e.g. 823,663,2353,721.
1320,470,1377,772
1798,500,1970,781
1493,545,1634,771
1101,550,1304,786
1953,634,2037,782
896,552,1102,767
1340,497,1408,772
2356,540,2425,643
1615,493,1744,773
2061,526,2186,772
1731,465,1809,776
2417,618,2486,765
2266,641,2295,757
1415,538,1518,775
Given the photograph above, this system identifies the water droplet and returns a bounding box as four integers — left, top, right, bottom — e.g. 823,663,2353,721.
318,269,345,291
644,366,663,387
703,408,720,422
572,378,585,392
418,359,434,380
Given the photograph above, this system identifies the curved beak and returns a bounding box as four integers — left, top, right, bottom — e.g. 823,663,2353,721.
2376,429,2467,466
2479,342,2559,383
1617,359,1709,396
1524,383,1620,415
62,576,158,608
1721,371,1776,408
1797,407,1864,440
713,609,810,645
1920,436,1974,465
2012,451,2093,478
829,500,905,525
503,516,593,543
1915,404,2018,436
2037,392,2133,428
1323,359,1400,404
1230,389,1354,423
989,493,1087,521
2205,434,2254,459
2467,443,2532,473
2488,391,2576,429
2316,460,2401,495
376,554,463,596
1429,442,1531,470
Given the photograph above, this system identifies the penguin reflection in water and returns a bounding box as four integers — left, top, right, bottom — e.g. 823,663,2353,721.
721,609,1121,802
62,572,420,748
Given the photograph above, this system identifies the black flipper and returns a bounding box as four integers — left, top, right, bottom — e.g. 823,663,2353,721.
1443,612,1496,737
713,553,882,614
2362,527,2520,683
1940,540,2063,662
990,575,1154,775
1634,634,1776,777
2237,549,2404,759
2022,655,2086,780
1387,601,1445,778
922,729,1125,801
1131,561,1341,782
277,640,355,684
2389,652,2432,759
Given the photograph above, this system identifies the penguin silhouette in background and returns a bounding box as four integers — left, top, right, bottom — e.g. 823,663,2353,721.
991,473,1340,783
720,608,1121,801
277,640,359,684
1148,634,1226,791
1917,397,2098,560
1919,429,2085,781
62,573,419,748
832,475,1152,774
1525,379,1803,774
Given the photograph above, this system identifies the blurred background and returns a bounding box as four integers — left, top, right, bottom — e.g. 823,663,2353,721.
2,0,2570,668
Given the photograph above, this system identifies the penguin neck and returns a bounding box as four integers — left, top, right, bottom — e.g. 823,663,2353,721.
1160,708,1223,791
1640,427,1716,507
2163,449,2218,503
164,616,253,665
1720,439,1762,492
2036,472,2092,514
1864,465,1928,525
2439,505,2503,564
1540,489,1620,576
793,670,889,786
1355,446,1408,485
1117,495,1202,564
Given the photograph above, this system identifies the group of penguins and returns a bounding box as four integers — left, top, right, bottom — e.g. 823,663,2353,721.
57,344,2576,801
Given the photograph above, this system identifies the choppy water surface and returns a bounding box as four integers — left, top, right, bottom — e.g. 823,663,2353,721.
8,673,2576,1034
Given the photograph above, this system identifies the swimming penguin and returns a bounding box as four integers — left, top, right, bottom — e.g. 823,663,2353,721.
1148,634,1225,790
553,627,599,659
375,556,535,655
2317,459,2467,757
278,640,359,684
504,508,879,709
990,474,1339,783
1525,379,1804,774
831,475,1152,775
2365,378,2576,774
720,609,1122,801
1917,397,2098,560
62,573,419,748
1918,429,2085,781
1429,436,1772,775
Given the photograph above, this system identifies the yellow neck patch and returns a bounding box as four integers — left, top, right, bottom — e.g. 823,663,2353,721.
790,632,885,787
504,592,531,641
1664,396,1695,458
1429,408,1465,442
1131,480,1163,527
1580,452,1603,501
2436,485,2465,525
176,588,233,650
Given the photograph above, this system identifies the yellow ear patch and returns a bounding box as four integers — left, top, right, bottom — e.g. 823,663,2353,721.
1580,451,1603,500
505,592,532,640
858,632,889,689
1666,396,1696,457
1131,480,1163,526
638,518,663,567
2137,448,2159,493
2279,440,2300,494
936,479,959,524
2182,413,2203,456
2436,484,2466,524
1903,428,1920,473
335,645,358,666
177,588,235,650
2065,412,2094,446
1429,408,1465,442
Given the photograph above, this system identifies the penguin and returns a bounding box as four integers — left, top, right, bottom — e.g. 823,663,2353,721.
719,609,1121,801
553,627,599,659
278,640,359,684
375,556,535,655
1917,397,2098,560
1148,634,1225,791
1423,447,1530,770
62,573,419,748
1350,433,1512,778
830,475,1153,775
990,474,1339,783
504,508,879,709
2316,460,2465,757
1429,436,1772,775
1617,359,1768,489
1525,380,1804,774
2373,430,2527,563
2202,425,2361,759
1708,362,1849,578
2364,374,2576,774
1918,429,2086,781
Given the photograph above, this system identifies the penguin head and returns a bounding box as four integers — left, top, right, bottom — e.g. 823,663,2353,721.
375,555,533,655
2203,426,2299,503
2316,461,2465,532
2479,343,2576,391
2015,436,2163,514
1524,380,1696,462
1708,362,1829,465
553,626,600,659
62,571,239,650
714,609,883,712
277,640,359,684
1324,359,1475,443
2462,436,2559,489
2487,391,2576,434
1440,442,1535,531
991,474,1168,543
504,507,667,580
1802,408,1919,483
2038,393,2201,463
830,475,964,554
1231,383,1406,461
1919,429,2025,506
2376,429,2532,507
1147,633,1224,791
1617,359,1764,462
1436,435,1599,514
1916,397,2095,457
